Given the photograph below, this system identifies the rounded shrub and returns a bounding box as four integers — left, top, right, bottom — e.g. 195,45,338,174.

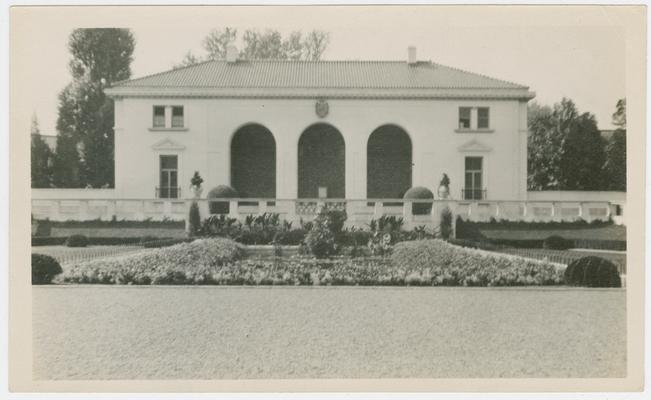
543,235,572,250
305,209,339,258
564,256,621,288
32,254,63,284
65,234,88,247
403,186,434,215
207,185,239,214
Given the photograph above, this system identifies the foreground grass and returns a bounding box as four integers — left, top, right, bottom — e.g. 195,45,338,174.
32,286,626,379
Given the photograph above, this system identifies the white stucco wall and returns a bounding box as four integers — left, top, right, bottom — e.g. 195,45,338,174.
114,97,528,200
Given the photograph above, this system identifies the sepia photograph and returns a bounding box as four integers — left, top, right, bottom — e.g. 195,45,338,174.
6,3,647,394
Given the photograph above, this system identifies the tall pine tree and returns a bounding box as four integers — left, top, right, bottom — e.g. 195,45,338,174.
53,28,135,188
603,99,626,191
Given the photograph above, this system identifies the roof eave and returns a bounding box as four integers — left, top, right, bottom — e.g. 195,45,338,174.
105,87,536,101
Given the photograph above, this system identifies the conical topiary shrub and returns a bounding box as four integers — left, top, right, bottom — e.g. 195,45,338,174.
564,256,621,288
403,186,434,215
207,185,239,214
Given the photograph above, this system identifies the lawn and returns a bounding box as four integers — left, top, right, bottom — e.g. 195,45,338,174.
33,286,626,379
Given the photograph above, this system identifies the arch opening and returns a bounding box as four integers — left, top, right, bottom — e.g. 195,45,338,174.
367,125,412,199
230,124,276,198
298,123,346,199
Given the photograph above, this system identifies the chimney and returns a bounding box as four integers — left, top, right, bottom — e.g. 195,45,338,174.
226,45,238,63
408,46,417,65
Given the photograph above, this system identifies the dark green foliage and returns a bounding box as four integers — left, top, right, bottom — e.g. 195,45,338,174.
207,185,238,214
404,186,434,215
34,218,185,229
65,234,88,247
273,228,308,245
54,29,135,188
32,254,63,284
543,235,572,250
32,236,171,246
200,214,240,237
446,238,501,251
304,208,344,258
188,201,201,236
564,256,621,287
31,116,53,188
439,207,453,239
603,129,626,191
573,239,626,251
142,238,194,248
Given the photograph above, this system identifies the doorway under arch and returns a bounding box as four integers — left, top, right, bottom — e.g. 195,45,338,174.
367,124,412,199
230,124,276,198
298,123,346,198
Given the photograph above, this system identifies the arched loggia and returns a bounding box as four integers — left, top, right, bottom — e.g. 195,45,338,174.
367,124,412,199
298,123,345,198
230,124,276,198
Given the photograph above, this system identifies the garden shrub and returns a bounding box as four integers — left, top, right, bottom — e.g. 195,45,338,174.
564,256,621,288
65,234,88,248
403,186,434,215
63,238,244,284
32,254,63,284
200,215,241,237
273,228,308,245
188,201,201,236
391,239,563,286
304,208,341,258
439,207,453,239
142,238,194,248
207,185,238,214
543,235,572,250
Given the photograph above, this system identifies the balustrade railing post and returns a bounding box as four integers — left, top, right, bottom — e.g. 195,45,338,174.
403,201,414,225
51,200,61,221
79,200,89,221
106,200,116,221
374,201,383,219
228,200,239,219
258,199,268,215
578,202,584,220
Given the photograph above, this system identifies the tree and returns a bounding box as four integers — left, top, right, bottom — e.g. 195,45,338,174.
603,98,626,191
202,27,237,60
527,98,606,190
30,115,53,188
612,98,626,129
177,27,330,67
53,28,135,188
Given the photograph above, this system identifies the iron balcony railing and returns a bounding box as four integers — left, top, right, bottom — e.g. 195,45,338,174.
156,186,181,199
462,188,487,200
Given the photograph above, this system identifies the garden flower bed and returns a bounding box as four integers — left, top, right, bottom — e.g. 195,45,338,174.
60,238,563,286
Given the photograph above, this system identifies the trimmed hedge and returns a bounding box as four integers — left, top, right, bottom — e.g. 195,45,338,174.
65,234,88,248
543,235,572,250
404,186,434,215
32,236,151,246
391,239,563,286
207,185,238,214
34,218,184,229
142,238,194,248
63,238,244,284
32,254,63,284
564,256,622,287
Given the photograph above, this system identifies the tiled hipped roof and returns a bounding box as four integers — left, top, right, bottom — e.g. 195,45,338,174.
106,60,534,100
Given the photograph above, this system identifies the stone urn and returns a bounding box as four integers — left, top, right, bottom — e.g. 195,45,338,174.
191,185,203,199
437,184,450,200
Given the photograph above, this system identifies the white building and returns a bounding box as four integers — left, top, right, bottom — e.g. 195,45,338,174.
32,48,619,226
105,48,533,205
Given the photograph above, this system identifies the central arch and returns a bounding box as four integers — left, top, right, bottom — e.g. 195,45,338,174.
298,123,345,198
367,124,412,199
231,124,276,198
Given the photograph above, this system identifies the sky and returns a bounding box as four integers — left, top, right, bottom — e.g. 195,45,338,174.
17,6,627,136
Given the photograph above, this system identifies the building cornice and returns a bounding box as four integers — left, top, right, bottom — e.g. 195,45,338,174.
105,87,536,101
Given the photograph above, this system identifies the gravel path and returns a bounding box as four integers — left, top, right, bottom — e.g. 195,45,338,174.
32,286,626,380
